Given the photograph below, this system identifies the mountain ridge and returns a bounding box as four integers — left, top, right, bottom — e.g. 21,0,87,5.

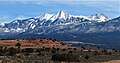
1,10,110,33
0,11,120,49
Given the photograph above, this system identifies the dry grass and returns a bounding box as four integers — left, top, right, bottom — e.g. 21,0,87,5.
97,60,120,63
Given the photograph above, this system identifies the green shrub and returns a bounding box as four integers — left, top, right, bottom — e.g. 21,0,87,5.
51,49,56,53
25,48,34,53
52,53,80,62
7,47,17,56
0,49,4,56
15,43,21,47
84,55,89,60
62,48,67,51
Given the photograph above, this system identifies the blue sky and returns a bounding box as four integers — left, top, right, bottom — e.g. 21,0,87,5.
0,0,119,23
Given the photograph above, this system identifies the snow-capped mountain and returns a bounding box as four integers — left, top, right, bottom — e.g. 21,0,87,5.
49,10,71,21
0,11,119,49
88,13,108,22
0,10,119,38
2,10,110,33
39,13,53,21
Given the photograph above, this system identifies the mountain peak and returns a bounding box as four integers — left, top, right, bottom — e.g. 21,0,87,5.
49,10,70,21
39,13,53,21
89,13,108,22
95,13,108,18
95,13,108,22
58,10,66,13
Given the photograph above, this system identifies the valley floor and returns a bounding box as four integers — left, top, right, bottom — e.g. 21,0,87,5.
98,60,120,63
0,39,120,63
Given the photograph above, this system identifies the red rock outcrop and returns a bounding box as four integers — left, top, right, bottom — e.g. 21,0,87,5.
0,39,69,48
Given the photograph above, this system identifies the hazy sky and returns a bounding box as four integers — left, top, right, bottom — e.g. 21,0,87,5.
0,0,119,23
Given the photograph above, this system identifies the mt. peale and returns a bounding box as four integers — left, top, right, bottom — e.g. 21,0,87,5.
0,11,120,49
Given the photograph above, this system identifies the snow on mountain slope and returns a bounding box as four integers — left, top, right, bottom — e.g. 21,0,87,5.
0,23,5,27
49,10,71,21
39,13,53,21
2,10,112,34
25,16,120,35
4,18,39,33
88,13,108,22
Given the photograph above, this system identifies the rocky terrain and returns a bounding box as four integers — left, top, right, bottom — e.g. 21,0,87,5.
0,42,120,63
0,39,68,48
